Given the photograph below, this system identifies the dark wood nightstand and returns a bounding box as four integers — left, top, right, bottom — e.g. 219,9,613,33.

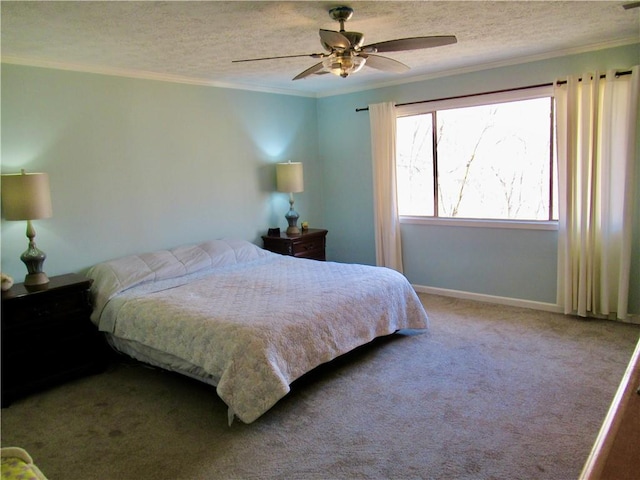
262,228,328,261
1,273,107,407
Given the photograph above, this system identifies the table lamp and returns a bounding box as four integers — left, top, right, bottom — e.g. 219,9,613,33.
276,162,304,235
1,170,53,286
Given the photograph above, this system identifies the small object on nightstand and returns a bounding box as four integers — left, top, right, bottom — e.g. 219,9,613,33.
262,228,327,261
1,273,14,291
301,221,309,231
267,227,280,237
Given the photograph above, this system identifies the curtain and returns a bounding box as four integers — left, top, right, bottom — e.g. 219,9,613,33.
369,102,403,273
555,66,639,320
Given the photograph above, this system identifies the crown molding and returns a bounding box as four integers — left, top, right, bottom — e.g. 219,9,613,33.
0,55,317,98
2,38,637,99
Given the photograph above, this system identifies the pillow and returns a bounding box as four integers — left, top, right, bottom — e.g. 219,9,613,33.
86,239,269,325
224,238,271,263
139,249,187,280
197,240,238,268
1,447,48,480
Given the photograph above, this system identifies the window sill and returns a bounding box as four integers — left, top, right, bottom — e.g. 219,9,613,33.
399,216,559,231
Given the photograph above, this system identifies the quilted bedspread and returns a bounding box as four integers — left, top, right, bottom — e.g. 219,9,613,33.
88,239,428,424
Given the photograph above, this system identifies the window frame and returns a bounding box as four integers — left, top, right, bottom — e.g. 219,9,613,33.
396,85,558,230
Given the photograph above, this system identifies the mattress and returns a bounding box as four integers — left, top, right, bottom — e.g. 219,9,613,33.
88,239,429,423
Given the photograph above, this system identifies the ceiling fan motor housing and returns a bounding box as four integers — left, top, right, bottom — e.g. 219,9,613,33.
321,31,364,52
343,31,364,48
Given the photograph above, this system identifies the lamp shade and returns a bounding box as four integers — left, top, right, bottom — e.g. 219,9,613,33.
276,162,304,193
1,171,53,220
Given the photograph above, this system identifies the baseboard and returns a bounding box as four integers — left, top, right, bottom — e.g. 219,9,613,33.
413,285,640,323
412,284,564,313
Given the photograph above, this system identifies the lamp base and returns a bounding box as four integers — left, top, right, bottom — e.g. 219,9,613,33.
24,272,49,286
20,238,49,286
284,200,300,237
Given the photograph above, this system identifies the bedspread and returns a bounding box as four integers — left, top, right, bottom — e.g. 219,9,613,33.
90,240,428,424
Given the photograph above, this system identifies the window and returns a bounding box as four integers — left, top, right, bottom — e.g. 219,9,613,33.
396,87,557,223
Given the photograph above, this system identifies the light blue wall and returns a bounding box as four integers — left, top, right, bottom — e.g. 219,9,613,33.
1,65,322,279
317,44,640,309
2,44,638,313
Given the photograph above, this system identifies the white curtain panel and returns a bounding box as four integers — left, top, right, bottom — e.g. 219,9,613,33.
369,102,403,273
555,66,639,320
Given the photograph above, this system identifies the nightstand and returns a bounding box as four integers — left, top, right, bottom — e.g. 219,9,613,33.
262,228,328,261
1,273,107,407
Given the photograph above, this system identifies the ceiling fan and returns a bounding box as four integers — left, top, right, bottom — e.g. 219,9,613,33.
232,5,457,81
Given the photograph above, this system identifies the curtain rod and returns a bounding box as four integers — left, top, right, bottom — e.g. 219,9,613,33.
355,70,632,112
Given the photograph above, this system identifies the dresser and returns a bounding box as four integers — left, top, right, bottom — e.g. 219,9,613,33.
1,273,107,407
262,228,328,261
579,336,640,479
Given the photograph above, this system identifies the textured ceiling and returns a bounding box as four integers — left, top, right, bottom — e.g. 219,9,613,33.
1,1,639,97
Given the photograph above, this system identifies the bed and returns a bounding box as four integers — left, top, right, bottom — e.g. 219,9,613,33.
87,238,429,424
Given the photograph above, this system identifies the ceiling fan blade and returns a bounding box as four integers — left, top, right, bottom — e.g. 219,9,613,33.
361,54,410,73
292,62,325,81
363,35,457,53
319,29,351,50
232,53,324,63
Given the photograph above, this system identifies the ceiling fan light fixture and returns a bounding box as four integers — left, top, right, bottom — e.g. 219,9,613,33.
322,53,366,78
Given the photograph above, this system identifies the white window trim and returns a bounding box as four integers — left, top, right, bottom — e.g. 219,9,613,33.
396,84,556,227
400,216,558,231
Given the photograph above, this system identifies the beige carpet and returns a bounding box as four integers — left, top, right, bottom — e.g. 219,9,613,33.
1,294,638,480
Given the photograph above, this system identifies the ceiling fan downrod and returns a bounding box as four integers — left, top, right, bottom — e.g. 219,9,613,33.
329,6,354,32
